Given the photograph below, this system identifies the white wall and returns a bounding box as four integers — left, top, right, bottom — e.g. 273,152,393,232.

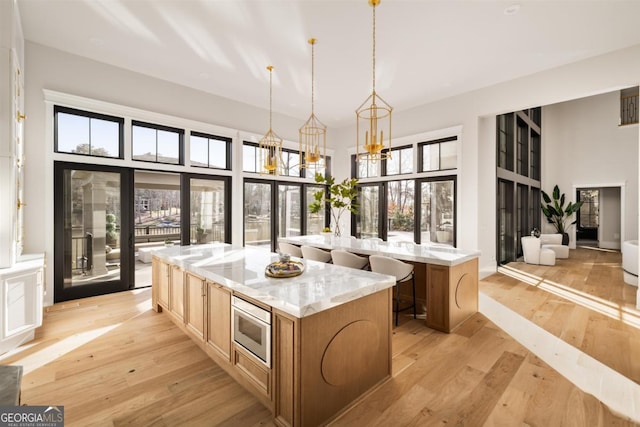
543,91,638,245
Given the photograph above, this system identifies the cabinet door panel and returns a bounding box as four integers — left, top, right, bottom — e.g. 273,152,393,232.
169,266,184,321
426,264,449,332
2,269,41,339
186,273,205,340
207,282,231,361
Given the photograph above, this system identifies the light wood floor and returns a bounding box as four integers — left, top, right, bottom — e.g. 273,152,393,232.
1,247,638,426
482,247,640,386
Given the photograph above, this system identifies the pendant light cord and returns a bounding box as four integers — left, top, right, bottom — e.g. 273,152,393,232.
372,2,376,94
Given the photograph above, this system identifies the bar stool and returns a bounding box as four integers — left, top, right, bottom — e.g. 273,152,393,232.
279,242,302,258
300,245,332,263
330,250,369,270
369,255,417,326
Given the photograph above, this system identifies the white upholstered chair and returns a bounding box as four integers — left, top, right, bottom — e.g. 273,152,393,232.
278,242,302,258
330,250,369,270
521,236,555,266
539,234,569,259
369,255,416,326
300,245,332,263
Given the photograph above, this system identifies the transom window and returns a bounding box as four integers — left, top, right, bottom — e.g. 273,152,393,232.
132,121,183,165
54,106,123,158
242,142,308,177
385,145,413,176
190,131,231,170
418,136,457,172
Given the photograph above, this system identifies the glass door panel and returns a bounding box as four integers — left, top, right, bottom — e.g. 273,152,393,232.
278,184,301,238
306,185,326,235
54,163,131,302
357,185,380,238
420,179,455,245
133,171,180,289
387,180,415,242
244,181,272,249
190,178,226,244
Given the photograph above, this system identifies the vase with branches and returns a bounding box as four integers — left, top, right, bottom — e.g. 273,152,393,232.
308,173,358,237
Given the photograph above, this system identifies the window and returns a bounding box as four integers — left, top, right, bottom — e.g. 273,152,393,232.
132,121,183,165
385,146,413,175
418,137,457,172
419,178,455,245
242,142,303,177
190,132,231,170
54,106,123,158
516,118,528,176
620,86,639,126
387,180,415,242
357,158,381,179
497,113,514,171
530,131,540,180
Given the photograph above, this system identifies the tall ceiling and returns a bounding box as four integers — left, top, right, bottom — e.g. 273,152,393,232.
17,0,640,127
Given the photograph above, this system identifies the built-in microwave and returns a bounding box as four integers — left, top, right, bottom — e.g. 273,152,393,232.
231,296,271,368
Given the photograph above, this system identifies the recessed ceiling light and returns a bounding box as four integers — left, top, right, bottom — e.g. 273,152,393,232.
504,4,521,15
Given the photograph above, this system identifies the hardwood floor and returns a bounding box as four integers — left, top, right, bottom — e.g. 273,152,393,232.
482,247,640,386
1,247,638,426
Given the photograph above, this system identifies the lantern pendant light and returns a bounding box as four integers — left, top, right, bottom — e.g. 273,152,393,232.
299,38,327,171
356,0,393,165
259,65,283,175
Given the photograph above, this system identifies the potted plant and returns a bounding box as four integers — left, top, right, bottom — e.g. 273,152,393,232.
541,185,583,245
309,173,358,237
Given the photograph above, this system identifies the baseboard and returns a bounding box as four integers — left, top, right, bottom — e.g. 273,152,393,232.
599,241,621,250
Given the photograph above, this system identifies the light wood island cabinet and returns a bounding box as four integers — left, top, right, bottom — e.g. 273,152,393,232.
207,282,231,362
151,245,395,427
185,272,205,341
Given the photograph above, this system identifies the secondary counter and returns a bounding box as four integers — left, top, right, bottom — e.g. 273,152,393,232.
280,234,480,266
280,235,481,333
151,243,395,427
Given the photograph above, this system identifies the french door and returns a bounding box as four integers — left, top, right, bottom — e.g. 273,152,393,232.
54,164,230,301
54,162,133,302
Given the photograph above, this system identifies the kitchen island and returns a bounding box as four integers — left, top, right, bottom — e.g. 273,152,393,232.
151,243,395,427
280,235,481,333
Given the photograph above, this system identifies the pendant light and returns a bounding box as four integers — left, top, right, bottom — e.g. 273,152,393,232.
259,65,283,175
356,0,393,165
299,38,327,171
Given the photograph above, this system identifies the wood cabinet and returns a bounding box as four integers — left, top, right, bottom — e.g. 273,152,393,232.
185,273,205,341
426,258,478,333
152,257,170,311
169,265,184,322
273,288,391,427
206,281,231,362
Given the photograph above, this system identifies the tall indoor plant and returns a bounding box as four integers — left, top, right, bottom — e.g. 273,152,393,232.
541,185,583,245
308,173,358,237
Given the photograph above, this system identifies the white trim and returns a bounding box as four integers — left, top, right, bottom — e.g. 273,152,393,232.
572,182,626,248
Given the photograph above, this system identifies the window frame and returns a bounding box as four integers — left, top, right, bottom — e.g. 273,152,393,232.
417,136,458,173
54,105,124,159
189,131,232,171
131,120,184,165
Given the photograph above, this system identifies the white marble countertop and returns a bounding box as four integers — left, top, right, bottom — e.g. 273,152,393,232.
279,235,480,266
151,243,395,318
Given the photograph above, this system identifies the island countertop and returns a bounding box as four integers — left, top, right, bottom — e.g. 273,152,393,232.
151,243,395,318
279,235,481,266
